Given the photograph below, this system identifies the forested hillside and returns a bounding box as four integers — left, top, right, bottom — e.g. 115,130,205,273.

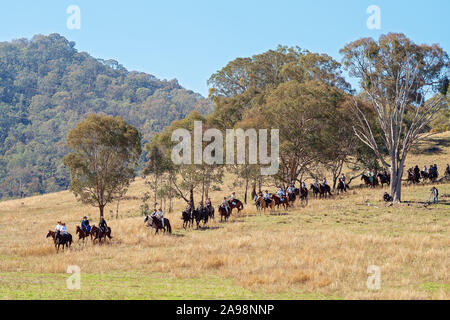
0,33,212,199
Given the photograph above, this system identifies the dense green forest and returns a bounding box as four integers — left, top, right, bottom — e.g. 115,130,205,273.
0,34,212,199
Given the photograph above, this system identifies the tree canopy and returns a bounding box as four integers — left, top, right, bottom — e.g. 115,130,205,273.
63,114,142,218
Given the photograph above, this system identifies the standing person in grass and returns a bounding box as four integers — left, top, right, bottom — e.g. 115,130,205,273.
430,187,439,204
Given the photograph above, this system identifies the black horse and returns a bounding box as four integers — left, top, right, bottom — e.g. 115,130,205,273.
310,184,320,199
54,231,72,253
299,187,308,205
361,174,379,188
287,191,296,202
420,171,430,182
336,180,349,194
206,205,215,220
192,208,209,229
181,210,194,230
377,172,390,187
318,184,332,199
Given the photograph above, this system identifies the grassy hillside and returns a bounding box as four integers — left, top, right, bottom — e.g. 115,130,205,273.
0,132,449,300
0,34,212,199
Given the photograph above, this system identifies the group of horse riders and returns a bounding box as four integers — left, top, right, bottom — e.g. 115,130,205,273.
184,197,214,216
55,216,109,236
253,174,344,206
407,164,444,182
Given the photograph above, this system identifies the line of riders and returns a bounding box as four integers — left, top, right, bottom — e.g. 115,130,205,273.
47,164,450,249
181,192,245,230
406,164,447,184
253,175,343,212
46,216,112,252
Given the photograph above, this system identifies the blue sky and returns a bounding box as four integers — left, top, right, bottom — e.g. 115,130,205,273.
0,0,448,97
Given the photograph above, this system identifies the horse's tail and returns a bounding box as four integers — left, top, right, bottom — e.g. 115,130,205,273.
238,202,244,210
166,220,172,233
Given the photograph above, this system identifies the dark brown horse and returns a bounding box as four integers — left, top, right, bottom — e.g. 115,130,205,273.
46,230,72,253
91,225,113,243
228,199,244,215
318,184,332,199
271,194,289,210
76,226,92,246
310,184,319,199
206,205,215,220
406,170,420,184
377,173,390,187
218,205,231,222
361,174,379,188
46,230,57,247
336,180,348,195
298,187,308,205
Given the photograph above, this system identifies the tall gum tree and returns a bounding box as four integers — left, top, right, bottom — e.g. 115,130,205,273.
63,114,142,218
341,33,449,202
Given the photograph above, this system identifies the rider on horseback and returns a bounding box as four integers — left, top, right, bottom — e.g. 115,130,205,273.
367,170,374,183
99,217,108,234
322,178,328,186
205,198,212,209
55,221,63,233
221,197,230,215
158,208,165,228
229,192,237,205
287,184,295,193
339,174,346,188
61,223,68,235
263,190,271,205
314,179,319,189
276,187,285,201
414,165,420,180
81,216,91,233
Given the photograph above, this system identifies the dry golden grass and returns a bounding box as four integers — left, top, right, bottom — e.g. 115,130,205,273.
0,132,449,300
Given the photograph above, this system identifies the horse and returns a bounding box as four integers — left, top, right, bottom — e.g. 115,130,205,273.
298,187,308,205
377,173,390,187
361,174,379,188
420,171,430,182
192,208,209,229
228,199,244,215
46,230,57,247
144,215,172,235
406,170,420,184
181,210,194,230
287,191,296,203
91,225,113,243
53,231,72,253
318,184,332,199
310,184,320,199
218,205,231,222
255,196,273,213
75,226,92,246
336,180,348,195
206,205,215,220
271,194,289,210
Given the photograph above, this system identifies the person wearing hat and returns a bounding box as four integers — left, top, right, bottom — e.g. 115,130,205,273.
157,208,165,228
81,216,91,233
55,221,63,233
61,223,68,235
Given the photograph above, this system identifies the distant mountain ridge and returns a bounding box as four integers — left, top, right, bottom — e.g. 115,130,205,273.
0,33,212,199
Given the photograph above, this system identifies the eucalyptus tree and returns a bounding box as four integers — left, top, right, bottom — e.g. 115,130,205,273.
341,33,449,202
